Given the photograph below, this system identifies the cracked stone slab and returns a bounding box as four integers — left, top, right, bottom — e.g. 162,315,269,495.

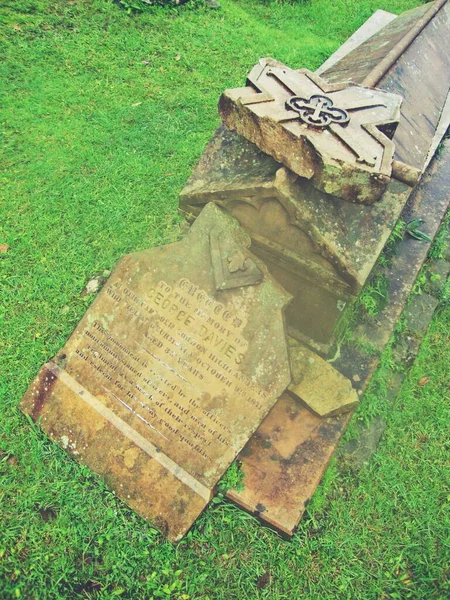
219,58,403,204
20,204,291,542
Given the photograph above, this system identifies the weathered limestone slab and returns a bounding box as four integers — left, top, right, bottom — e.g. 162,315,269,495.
219,59,403,204
181,124,411,352
20,204,291,541
322,1,450,172
288,339,359,417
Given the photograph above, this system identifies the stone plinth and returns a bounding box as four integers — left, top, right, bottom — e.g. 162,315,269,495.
180,125,411,353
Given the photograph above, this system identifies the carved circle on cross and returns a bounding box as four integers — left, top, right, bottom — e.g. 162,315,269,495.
285,94,349,128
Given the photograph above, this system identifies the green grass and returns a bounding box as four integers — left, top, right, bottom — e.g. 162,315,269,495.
1,0,449,598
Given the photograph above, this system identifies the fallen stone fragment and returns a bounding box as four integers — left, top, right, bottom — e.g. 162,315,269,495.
180,123,412,352
288,339,359,417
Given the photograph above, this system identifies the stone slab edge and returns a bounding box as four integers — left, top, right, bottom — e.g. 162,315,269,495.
423,89,450,173
316,10,397,75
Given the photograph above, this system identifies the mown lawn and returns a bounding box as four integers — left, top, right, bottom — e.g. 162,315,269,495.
1,1,449,598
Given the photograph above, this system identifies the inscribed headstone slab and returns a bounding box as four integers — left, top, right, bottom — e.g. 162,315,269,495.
20,204,291,541
219,58,403,204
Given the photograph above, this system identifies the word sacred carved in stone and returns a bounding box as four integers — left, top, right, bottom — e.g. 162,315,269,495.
20,204,291,542
219,58,403,204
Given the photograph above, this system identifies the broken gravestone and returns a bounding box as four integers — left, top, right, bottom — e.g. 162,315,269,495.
219,58,403,204
20,204,291,541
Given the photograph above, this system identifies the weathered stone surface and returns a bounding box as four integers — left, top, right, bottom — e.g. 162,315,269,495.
320,3,430,84
181,125,412,292
339,416,387,468
227,135,450,537
288,339,359,417
219,59,403,204
322,1,450,172
316,10,396,75
391,334,421,368
426,259,450,297
404,293,439,336
343,143,450,366
424,92,450,172
181,124,411,350
20,204,291,541
227,393,349,536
